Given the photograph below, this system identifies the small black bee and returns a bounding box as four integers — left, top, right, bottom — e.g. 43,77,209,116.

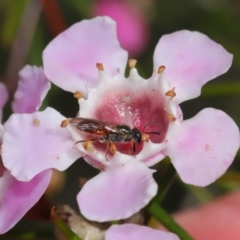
69,117,160,157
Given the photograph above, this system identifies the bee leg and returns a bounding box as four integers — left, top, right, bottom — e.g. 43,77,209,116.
105,141,116,160
130,140,136,155
75,138,102,152
75,138,100,145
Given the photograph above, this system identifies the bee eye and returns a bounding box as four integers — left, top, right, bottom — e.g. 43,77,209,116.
132,128,142,143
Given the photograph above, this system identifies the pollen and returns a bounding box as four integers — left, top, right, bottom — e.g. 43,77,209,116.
61,119,69,128
128,59,137,68
83,140,95,152
142,133,150,142
157,65,166,74
165,88,176,97
96,63,104,71
73,91,84,99
33,118,40,126
166,113,176,121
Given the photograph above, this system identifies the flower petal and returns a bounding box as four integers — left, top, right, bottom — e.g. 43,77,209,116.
105,224,180,240
77,161,157,221
12,65,51,113
0,83,8,121
153,30,233,103
0,169,51,234
165,108,240,186
43,16,128,95
2,107,82,181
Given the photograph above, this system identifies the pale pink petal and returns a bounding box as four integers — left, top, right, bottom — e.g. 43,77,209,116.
2,107,82,181
43,16,128,95
165,108,240,186
0,169,52,234
0,83,9,121
105,224,180,240
77,161,157,221
92,1,148,56
153,30,233,103
12,65,51,113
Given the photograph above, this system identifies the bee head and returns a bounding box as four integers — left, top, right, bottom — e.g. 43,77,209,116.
132,128,142,144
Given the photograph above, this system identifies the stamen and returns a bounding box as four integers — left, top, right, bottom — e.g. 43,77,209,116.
83,140,95,152
165,88,176,97
61,119,69,128
166,113,176,122
96,63,104,71
33,118,40,126
157,65,166,74
128,59,137,68
141,133,150,142
73,91,84,99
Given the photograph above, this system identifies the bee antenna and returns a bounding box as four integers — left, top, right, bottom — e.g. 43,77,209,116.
145,131,160,135
142,121,154,133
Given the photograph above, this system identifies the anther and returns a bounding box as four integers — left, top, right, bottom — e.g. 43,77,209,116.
128,59,137,68
61,119,70,128
96,63,104,71
157,65,166,74
166,113,176,122
141,133,150,142
73,91,84,99
83,140,95,152
165,88,176,97
33,118,40,126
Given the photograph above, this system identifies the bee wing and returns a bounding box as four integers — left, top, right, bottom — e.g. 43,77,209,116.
69,117,120,134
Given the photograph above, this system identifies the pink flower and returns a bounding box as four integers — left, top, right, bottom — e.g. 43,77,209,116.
92,0,149,56
105,223,180,240
1,17,239,223
0,66,52,234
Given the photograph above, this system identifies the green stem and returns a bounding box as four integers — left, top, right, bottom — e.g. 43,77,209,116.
147,202,193,240
51,207,82,240
155,162,176,203
147,163,193,240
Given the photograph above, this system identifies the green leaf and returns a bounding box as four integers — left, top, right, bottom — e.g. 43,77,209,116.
51,207,82,240
1,0,29,47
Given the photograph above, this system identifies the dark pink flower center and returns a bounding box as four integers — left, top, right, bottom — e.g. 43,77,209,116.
90,88,169,155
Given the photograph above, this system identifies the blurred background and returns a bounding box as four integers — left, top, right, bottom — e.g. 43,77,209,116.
0,0,240,239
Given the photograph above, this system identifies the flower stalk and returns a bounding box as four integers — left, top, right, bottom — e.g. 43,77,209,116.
147,202,193,240
155,160,176,204
147,162,193,240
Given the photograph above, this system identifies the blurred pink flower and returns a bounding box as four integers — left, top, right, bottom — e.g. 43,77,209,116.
0,66,52,234
92,0,149,56
1,17,239,224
